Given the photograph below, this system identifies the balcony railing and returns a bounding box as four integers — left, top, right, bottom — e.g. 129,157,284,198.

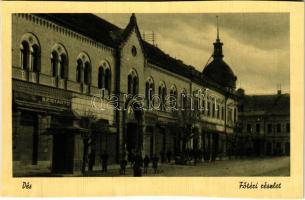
28,72,38,83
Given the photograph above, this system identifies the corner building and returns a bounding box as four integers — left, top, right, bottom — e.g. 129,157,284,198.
12,13,239,174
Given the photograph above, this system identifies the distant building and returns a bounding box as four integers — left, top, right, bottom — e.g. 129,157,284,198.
12,13,239,174
237,89,290,157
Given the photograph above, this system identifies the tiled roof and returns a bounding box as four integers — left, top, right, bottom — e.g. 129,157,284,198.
35,13,122,48
242,93,290,115
34,13,230,93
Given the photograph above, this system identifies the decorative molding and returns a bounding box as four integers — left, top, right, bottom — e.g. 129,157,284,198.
15,14,115,54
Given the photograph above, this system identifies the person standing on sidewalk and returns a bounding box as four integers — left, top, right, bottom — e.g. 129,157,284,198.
100,151,109,173
152,155,159,174
88,151,95,172
133,153,143,177
143,155,150,174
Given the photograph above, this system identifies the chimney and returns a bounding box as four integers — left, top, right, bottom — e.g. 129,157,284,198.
277,90,282,95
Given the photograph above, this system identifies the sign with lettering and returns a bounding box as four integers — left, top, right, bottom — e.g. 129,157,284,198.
14,91,71,108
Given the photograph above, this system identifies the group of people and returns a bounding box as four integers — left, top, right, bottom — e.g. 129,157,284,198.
120,151,160,176
86,148,208,176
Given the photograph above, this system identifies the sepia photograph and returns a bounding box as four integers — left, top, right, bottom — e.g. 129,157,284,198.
11,12,291,178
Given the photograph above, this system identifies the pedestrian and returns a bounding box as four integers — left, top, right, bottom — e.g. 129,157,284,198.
128,150,135,167
152,155,159,174
120,158,127,175
166,150,172,163
133,153,142,177
143,155,150,174
100,151,109,173
88,151,95,172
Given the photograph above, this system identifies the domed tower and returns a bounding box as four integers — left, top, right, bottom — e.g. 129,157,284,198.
202,16,237,91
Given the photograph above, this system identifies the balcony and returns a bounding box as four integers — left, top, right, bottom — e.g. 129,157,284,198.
83,84,90,94
58,78,67,90
12,67,28,81
28,72,38,83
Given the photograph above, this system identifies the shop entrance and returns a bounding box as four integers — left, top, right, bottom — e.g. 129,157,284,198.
126,123,140,153
52,133,75,174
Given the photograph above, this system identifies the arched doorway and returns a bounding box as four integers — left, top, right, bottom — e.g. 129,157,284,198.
125,101,143,154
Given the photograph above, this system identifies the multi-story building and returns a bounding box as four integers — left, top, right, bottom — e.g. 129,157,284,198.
237,89,290,157
12,13,239,174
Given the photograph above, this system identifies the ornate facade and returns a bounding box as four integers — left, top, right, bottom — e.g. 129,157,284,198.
12,13,239,174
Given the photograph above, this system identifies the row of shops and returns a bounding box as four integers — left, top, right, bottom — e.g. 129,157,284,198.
13,79,235,175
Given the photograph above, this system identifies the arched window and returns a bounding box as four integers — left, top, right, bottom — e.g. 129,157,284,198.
51,51,58,77
31,44,40,72
181,89,187,110
98,60,112,92
104,68,111,91
60,54,68,79
128,69,138,96
21,41,30,70
84,62,91,85
159,81,166,111
20,33,40,73
51,43,68,79
98,67,104,89
76,59,83,83
145,77,154,107
170,85,178,109
128,74,133,94
76,52,90,84
133,76,138,95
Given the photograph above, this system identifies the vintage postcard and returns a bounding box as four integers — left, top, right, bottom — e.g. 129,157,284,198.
0,1,304,198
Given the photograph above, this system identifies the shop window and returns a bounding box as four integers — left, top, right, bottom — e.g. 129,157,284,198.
268,124,272,134
277,123,281,133
256,124,260,133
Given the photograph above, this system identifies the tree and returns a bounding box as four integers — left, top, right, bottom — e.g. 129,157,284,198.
79,111,96,174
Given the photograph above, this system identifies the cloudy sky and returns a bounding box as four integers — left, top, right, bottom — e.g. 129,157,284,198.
97,13,289,95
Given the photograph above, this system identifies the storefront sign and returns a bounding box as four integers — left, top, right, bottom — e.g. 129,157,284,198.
14,91,71,108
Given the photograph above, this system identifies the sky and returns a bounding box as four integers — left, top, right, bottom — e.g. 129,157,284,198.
97,13,290,95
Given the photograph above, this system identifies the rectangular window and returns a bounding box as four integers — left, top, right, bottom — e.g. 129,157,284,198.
207,102,210,116
201,100,205,114
277,123,281,133
247,124,251,133
286,123,290,132
267,124,272,134
212,103,215,118
256,124,260,133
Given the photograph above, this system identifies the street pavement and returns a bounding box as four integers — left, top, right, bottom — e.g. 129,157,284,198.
83,156,290,177
14,156,290,177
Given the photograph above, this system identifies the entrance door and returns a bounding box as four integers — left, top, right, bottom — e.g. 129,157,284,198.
126,123,138,153
52,133,75,174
